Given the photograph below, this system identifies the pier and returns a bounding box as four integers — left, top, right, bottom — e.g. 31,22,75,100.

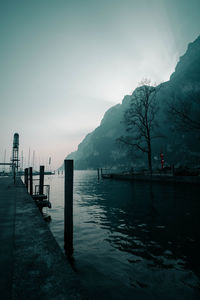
101,172,200,184
0,177,87,299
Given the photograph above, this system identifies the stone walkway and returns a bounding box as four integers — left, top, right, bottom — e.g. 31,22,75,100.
0,177,16,299
0,177,87,300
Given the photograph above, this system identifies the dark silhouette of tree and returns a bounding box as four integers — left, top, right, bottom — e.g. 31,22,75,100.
118,79,161,174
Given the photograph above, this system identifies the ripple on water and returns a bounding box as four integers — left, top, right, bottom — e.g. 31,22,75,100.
47,172,200,299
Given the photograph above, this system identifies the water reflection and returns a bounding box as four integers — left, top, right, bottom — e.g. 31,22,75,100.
76,177,199,273
47,172,200,299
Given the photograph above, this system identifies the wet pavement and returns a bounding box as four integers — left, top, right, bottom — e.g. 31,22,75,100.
0,177,16,299
0,177,87,300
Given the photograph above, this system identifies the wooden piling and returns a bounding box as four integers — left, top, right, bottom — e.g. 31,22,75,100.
64,159,74,256
39,165,44,195
97,168,100,180
13,164,16,184
24,168,28,189
24,168,26,185
29,167,33,195
172,164,175,176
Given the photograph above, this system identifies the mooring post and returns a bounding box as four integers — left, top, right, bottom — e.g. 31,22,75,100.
13,164,16,184
172,164,175,176
24,168,28,189
64,159,74,256
39,165,44,195
97,168,100,180
24,168,26,185
29,167,33,195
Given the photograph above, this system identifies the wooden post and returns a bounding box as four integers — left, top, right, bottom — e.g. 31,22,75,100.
172,164,175,176
29,167,33,195
97,168,100,180
39,165,44,195
24,168,28,189
24,168,26,185
64,159,74,256
13,164,16,184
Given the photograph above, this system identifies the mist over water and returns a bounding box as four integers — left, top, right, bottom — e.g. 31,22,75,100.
45,171,200,299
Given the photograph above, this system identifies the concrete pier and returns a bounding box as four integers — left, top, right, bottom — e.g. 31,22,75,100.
0,177,16,300
102,173,200,184
0,177,87,300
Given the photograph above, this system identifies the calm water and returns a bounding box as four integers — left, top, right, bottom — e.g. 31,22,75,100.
45,171,200,299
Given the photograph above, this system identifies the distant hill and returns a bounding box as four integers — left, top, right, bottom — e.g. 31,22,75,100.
66,36,200,170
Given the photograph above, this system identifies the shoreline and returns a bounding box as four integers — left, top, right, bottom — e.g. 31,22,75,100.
102,173,200,184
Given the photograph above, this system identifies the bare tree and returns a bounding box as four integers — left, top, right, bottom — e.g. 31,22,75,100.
118,79,161,174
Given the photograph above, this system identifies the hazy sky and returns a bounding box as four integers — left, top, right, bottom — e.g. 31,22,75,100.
0,0,200,169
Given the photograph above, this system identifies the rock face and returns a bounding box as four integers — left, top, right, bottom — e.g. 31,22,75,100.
67,36,200,170
170,36,200,85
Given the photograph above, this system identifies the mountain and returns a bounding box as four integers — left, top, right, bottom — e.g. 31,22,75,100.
66,36,200,170
170,36,200,84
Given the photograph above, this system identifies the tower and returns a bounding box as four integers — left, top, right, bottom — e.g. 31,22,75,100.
12,133,20,170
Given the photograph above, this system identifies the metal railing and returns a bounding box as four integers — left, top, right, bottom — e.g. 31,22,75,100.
0,162,17,183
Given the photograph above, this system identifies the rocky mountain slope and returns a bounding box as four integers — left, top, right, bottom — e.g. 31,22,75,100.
66,36,200,170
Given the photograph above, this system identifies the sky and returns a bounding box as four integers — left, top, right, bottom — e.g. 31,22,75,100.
0,0,200,170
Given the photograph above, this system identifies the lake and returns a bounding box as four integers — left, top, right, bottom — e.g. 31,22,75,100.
44,171,200,299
